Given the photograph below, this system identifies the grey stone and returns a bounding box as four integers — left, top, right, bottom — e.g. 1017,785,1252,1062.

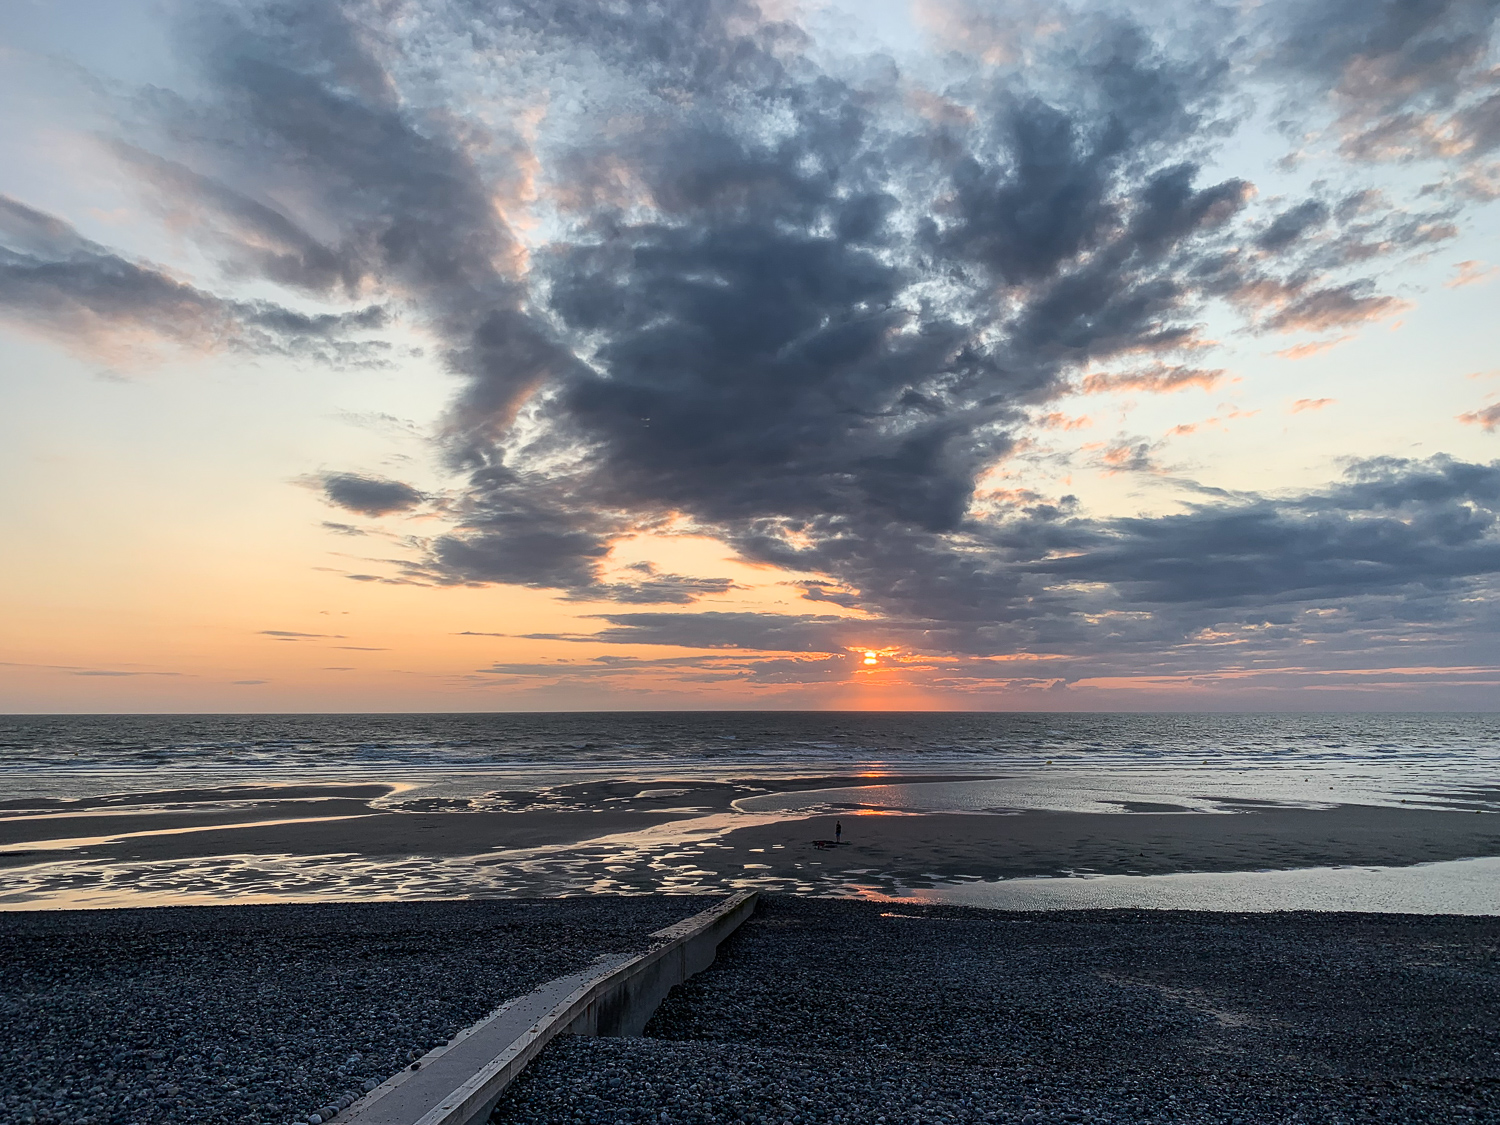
489,897,1500,1125
0,897,707,1125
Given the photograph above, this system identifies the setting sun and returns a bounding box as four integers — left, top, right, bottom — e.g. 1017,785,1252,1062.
863,652,879,666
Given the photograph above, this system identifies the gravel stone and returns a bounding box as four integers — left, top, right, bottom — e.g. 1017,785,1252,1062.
0,896,707,1125
491,896,1500,1125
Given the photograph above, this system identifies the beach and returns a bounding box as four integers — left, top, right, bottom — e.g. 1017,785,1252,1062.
3,771,1498,907
2,715,1498,1121
0,897,705,1125
497,897,1500,1124
4,894,1497,1125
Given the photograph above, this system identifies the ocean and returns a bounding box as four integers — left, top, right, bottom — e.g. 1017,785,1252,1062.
6,709,1500,778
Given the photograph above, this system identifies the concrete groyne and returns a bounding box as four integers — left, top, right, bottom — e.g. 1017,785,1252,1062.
339,891,758,1125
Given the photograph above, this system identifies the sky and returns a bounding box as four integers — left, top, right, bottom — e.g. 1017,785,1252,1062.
2,0,1500,713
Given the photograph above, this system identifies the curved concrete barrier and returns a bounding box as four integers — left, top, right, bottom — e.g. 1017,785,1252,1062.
337,891,757,1125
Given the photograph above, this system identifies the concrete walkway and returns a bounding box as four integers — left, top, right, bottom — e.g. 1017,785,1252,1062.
340,891,757,1125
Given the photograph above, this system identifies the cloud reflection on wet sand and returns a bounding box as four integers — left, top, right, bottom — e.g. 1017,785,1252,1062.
1,768,1496,911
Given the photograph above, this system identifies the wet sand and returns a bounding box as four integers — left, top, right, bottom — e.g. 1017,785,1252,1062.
0,806,702,866
2,775,1497,905
0,799,381,853
714,803,1500,886
0,783,398,812
0,776,985,868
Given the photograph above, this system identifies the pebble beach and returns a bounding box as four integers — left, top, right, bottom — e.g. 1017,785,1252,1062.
3,715,1497,1124
0,898,705,1125
4,895,1498,1125
493,896,1500,1125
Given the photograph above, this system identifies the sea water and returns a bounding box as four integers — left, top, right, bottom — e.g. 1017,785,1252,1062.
3,710,1497,794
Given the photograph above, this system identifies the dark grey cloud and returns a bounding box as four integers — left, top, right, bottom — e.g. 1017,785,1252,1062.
432,466,616,590
1265,0,1500,168
1259,281,1409,334
399,0,1289,610
471,650,862,688
567,564,737,605
106,141,365,295
28,0,1500,688
1032,456,1500,606
548,457,1500,686
71,669,183,678
1271,0,1500,99
0,194,386,365
472,651,864,688
1256,199,1330,250
319,472,425,517
152,0,581,444
524,611,858,652
798,581,865,609
0,660,189,677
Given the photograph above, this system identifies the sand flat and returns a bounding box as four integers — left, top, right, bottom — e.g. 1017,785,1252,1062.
714,803,1500,882
3,774,1496,903
0,799,378,847
0,808,704,868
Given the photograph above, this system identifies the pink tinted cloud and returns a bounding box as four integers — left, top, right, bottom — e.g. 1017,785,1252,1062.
1034,411,1093,430
1275,335,1353,360
1096,441,1163,474
1262,288,1410,334
1234,277,1409,338
1290,398,1337,413
1080,364,1225,395
1447,260,1498,288
1167,407,1260,436
1458,403,1500,431
911,0,1058,65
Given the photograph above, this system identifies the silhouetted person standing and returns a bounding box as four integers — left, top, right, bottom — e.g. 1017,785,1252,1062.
835,820,842,843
